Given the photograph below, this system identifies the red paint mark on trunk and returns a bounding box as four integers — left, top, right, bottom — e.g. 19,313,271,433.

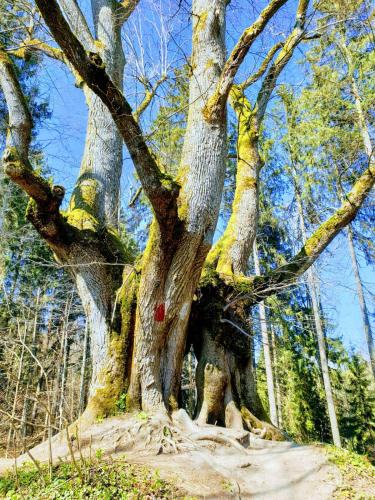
154,303,165,322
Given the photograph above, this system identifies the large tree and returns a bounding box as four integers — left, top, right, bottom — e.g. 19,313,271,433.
1,0,374,439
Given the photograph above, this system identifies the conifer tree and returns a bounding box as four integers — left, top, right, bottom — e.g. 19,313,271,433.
341,354,375,455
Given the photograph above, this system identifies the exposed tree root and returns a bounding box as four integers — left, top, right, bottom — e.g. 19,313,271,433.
241,406,286,441
0,408,289,476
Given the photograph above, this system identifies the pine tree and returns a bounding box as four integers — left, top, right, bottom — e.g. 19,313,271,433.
341,354,375,456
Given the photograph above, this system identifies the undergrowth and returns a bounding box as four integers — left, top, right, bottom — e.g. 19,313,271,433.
0,457,181,499
324,444,375,499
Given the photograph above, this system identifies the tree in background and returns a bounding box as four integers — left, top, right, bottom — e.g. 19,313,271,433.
340,353,375,456
0,3,87,454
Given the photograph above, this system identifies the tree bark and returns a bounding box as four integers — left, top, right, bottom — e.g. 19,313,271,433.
271,325,283,428
6,324,27,457
3,0,375,434
253,240,278,426
190,0,311,432
127,0,229,413
346,225,374,378
58,296,72,430
78,322,90,415
190,284,283,438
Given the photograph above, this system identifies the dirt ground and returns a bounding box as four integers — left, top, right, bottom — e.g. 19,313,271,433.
125,442,341,499
0,412,348,499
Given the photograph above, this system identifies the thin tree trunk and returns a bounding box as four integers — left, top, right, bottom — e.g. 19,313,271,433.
253,240,278,426
342,38,374,376
58,296,72,430
295,188,342,447
20,381,29,448
340,39,373,161
271,326,282,428
30,377,41,423
51,326,64,421
335,153,375,380
280,85,342,447
6,324,27,457
346,225,374,377
58,326,68,430
22,288,41,438
79,321,90,415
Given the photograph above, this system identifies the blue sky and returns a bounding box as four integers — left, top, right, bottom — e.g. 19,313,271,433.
32,1,374,359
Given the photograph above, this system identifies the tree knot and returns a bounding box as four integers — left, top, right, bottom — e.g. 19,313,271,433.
88,51,105,69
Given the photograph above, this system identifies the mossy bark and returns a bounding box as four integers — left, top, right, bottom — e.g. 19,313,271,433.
126,0,229,413
86,271,136,421
207,88,261,276
126,219,209,412
189,284,284,439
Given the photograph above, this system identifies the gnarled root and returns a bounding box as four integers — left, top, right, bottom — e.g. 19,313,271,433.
173,409,250,453
241,407,285,441
3,408,288,476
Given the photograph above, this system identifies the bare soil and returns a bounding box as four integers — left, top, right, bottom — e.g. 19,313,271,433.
0,411,345,498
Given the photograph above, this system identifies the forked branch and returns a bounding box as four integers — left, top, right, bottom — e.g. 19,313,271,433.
134,75,167,123
256,0,309,122
0,49,66,242
245,160,375,304
34,0,179,225
203,0,288,122
238,41,284,91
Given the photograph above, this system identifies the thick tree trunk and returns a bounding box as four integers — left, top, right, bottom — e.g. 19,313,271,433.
208,91,261,275
127,0,228,413
72,256,136,423
5,0,374,439
189,284,283,439
62,0,129,422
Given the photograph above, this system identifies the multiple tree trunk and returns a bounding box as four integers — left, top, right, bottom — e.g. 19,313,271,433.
295,184,342,448
1,0,374,440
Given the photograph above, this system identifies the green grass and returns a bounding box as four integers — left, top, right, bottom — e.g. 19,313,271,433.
324,444,375,499
0,457,180,499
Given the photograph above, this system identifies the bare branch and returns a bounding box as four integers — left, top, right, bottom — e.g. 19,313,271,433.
35,0,179,225
256,0,309,123
129,186,143,207
203,0,288,122
238,41,284,91
134,75,167,122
